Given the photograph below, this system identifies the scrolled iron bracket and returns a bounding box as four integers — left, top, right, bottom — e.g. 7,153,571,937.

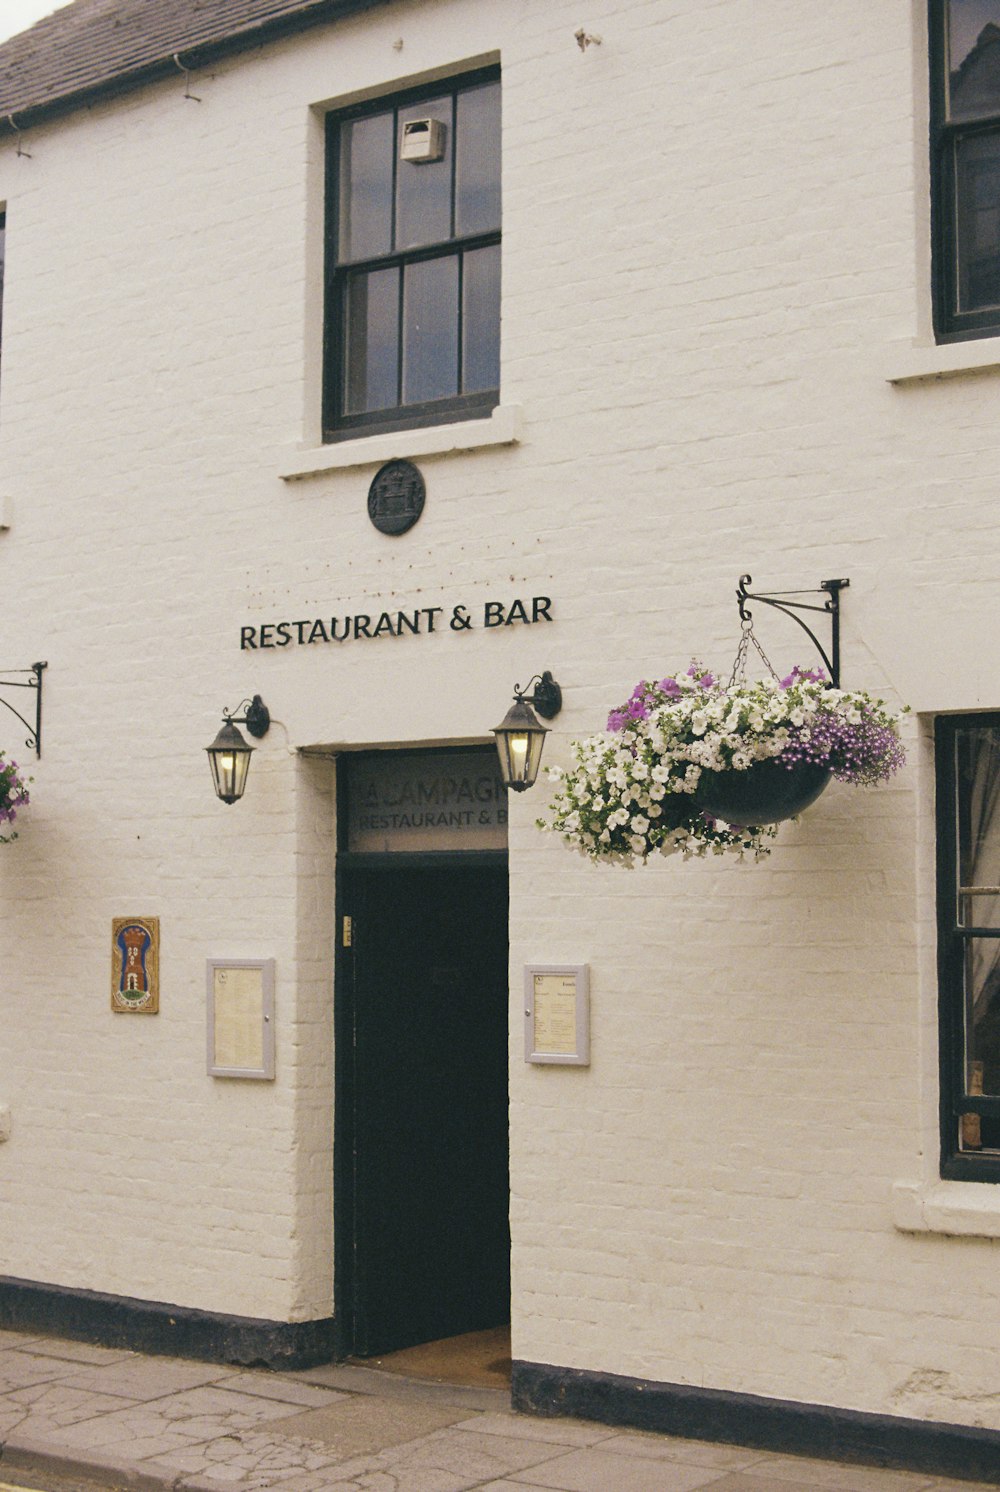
736,577,849,687
0,661,47,757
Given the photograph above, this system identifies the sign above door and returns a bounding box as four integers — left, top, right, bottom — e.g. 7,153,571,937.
346,749,508,854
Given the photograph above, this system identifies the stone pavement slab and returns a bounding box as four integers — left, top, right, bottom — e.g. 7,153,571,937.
3,1330,1000,1492
731,1454,945,1489
23,1342,134,1367
52,1357,234,1401
259,1398,472,1459
696,1477,936,1492
292,1361,507,1413
37,1382,331,1462
221,1375,346,1410
592,1431,764,1469
363,1425,584,1484
0,1350,82,1393
510,1445,735,1491
450,1414,609,1449
141,1426,355,1489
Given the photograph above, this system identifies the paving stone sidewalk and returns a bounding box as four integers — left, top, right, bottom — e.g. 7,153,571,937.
0,1329,997,1492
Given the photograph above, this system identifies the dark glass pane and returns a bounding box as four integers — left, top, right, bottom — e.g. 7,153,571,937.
948,1,1000,120
455,80,501,236
955,131,1000,311
961,936,1000,1145
462,244,500,393
402,256,458,404
344,267,400,414
956,727,1000,926
396,95,453,251
339,111,394,262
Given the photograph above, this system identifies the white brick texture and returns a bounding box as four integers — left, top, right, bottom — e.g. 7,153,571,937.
0,0,996,1432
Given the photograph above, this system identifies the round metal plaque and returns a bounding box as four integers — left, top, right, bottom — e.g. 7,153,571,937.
367,459,426,536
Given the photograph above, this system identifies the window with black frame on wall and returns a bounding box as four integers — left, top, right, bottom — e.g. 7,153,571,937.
323,69,500,441
936,715,1000,1179
931,0,1000,339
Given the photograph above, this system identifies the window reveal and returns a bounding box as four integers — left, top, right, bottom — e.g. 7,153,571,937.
324,70,501,440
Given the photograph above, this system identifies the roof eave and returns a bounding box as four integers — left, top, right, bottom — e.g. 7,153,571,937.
2,0,388,134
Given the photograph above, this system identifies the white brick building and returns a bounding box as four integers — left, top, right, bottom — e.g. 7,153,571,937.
2,0,1000,1476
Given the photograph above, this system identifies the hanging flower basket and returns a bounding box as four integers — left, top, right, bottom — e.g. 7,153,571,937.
696,758,832,826
538,663,907,864
0,754,31,844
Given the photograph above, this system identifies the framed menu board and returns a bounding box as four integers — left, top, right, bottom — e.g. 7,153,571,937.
207,959,275,1079
524,965,590,1066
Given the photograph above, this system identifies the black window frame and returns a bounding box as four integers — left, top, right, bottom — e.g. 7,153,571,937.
930,1,1000,341
322,67,501,443
936,712,1000,1181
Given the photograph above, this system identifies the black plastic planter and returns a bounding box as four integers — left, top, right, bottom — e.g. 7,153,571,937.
696,758,831,827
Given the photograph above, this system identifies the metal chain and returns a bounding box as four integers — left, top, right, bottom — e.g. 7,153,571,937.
728,622,752,687
728,617,779,687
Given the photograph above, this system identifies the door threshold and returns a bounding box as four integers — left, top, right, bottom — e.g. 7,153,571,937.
351,1324,511,1389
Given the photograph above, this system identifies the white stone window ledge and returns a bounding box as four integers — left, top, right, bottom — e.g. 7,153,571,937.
892,1179,1000,1238
885,338,1000,385
278,404,523,481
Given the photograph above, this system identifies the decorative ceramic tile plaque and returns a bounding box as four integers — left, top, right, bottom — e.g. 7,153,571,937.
111,916,160,1013
207,959,275,1079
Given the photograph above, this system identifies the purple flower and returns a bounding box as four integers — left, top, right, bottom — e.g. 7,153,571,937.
775,706,904,785
780,665,828,688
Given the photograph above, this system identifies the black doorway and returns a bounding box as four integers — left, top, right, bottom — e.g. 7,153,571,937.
335,758,510,1358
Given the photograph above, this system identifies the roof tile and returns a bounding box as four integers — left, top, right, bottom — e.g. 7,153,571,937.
0,0,380,122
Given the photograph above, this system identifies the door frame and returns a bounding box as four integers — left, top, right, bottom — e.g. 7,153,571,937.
332,748,509,1360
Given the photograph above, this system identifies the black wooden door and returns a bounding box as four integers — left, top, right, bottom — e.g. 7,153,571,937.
342,859,510,1357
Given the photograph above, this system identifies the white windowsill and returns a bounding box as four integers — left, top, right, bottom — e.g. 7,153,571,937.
278,403,523,481
885,337,1000,385
892,1178,1000,1238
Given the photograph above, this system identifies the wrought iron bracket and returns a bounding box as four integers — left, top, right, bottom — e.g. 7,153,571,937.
223,694,270,739
515,671,562,720
736,577,849,687
0,661,47,757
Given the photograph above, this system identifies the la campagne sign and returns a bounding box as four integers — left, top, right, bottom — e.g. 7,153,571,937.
347,748,508,852
240,595,553,650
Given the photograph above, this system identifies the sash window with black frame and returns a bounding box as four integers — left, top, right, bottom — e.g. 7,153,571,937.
931,1,1000,340
323,69,501,441
937,714,1000,1179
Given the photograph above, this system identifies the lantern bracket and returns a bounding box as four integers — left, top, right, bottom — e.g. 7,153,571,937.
735,577,849,687
223,695,270,738
0,661,47,757
515,671,562,720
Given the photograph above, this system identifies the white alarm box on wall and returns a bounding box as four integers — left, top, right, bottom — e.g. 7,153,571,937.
401,118,446,162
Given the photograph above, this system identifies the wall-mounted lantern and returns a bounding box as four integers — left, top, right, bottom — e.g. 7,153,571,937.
492,672,562,792
206,696,270,804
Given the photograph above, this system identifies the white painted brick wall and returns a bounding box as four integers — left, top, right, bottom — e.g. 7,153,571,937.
0,0,997,1430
